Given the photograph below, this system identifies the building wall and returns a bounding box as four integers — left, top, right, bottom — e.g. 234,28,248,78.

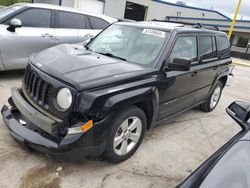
34,0,104,14
75,0,104,14
231,32,250,54
149,1,229,20
104,0,230,20
104,0,149,19
62,0,75,7
104,0,126,19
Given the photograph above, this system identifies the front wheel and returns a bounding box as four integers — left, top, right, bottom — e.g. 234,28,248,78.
104,106,147,163
200,81,223,112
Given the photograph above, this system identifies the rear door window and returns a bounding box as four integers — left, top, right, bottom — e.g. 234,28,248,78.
169,36,198,65
6,8,51,28
88,16,109,29
199,36,217,61
57,11,87,29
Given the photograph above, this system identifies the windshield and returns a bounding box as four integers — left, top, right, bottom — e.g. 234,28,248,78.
0,5,23,20
88,24,169,66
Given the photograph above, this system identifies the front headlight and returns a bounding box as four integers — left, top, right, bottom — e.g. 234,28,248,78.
56,88,72,110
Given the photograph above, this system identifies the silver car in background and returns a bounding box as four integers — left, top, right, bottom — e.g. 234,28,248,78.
0,3,117,71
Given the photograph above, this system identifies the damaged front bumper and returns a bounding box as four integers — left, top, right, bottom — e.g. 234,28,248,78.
1,88,107,160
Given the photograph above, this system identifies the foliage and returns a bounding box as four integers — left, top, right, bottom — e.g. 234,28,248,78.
0,0,31,6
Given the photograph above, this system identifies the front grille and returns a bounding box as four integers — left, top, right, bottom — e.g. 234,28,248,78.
24,66,52,109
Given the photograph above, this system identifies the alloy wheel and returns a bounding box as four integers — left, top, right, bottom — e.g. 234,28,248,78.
113,116,142,156
210,86,221,109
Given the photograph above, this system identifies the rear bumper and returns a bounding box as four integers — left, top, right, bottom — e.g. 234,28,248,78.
1,88,107,160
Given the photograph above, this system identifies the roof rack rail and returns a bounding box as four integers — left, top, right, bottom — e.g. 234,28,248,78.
151,19,219,31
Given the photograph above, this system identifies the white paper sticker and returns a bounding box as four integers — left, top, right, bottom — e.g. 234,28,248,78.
142,29,166,38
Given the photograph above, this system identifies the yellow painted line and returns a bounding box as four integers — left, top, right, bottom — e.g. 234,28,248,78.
233,61,250,67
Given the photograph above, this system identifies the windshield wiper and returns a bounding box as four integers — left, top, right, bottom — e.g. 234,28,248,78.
97,52,127,61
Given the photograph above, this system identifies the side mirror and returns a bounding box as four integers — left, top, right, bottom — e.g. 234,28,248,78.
226,101,250,129
167,58,191,71
7,18,22,32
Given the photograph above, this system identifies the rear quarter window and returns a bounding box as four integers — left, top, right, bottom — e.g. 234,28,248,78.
57,11,87,29
217,36,230,59
217,36,230,51
88,16,109,29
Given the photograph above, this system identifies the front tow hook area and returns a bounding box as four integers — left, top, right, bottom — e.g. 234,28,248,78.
1,104,84,150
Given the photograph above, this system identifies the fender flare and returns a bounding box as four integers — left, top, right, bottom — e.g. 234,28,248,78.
102,87,159,128
209,67,229,94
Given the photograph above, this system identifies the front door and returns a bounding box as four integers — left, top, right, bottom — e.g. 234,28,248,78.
158,34,203,120
0,8,54,70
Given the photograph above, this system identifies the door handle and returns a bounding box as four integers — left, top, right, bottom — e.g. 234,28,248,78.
191,71,198,77
41,33,53,38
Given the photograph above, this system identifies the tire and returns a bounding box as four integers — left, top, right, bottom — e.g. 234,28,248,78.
104,106,147,163
200,81,223,112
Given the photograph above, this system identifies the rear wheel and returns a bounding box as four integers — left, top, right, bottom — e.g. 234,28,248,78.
200,81,223,112
104,106,146,163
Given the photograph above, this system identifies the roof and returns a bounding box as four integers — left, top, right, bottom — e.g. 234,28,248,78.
14,3,117,23
116,21,182,31
152,0,231,20
116,21,227,35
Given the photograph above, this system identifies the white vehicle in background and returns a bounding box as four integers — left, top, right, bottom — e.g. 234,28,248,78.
0,3,117,71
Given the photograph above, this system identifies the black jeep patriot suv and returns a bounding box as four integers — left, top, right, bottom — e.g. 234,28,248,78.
1,21,232,163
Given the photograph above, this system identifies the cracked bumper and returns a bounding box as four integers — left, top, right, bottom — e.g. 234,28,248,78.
1,88,107,160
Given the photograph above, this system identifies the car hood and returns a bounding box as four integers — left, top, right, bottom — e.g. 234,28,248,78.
30,44,158,91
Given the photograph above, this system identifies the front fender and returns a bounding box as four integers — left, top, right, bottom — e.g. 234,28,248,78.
103,87,159,122
75,86,159,127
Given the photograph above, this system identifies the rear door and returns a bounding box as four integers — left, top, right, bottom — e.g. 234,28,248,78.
80,15,110,39
54,11,81,45
76,14,95,42
194,34,219,103
158,34,203,119
0,8,54,70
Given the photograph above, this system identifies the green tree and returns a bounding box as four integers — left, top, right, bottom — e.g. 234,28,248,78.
0,0,31,6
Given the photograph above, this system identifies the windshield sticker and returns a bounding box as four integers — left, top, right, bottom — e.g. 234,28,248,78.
142,29,166,38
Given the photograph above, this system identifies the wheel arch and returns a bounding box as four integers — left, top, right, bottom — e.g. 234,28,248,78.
218,75,228,88
134,100,154,129
102,87,159,129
